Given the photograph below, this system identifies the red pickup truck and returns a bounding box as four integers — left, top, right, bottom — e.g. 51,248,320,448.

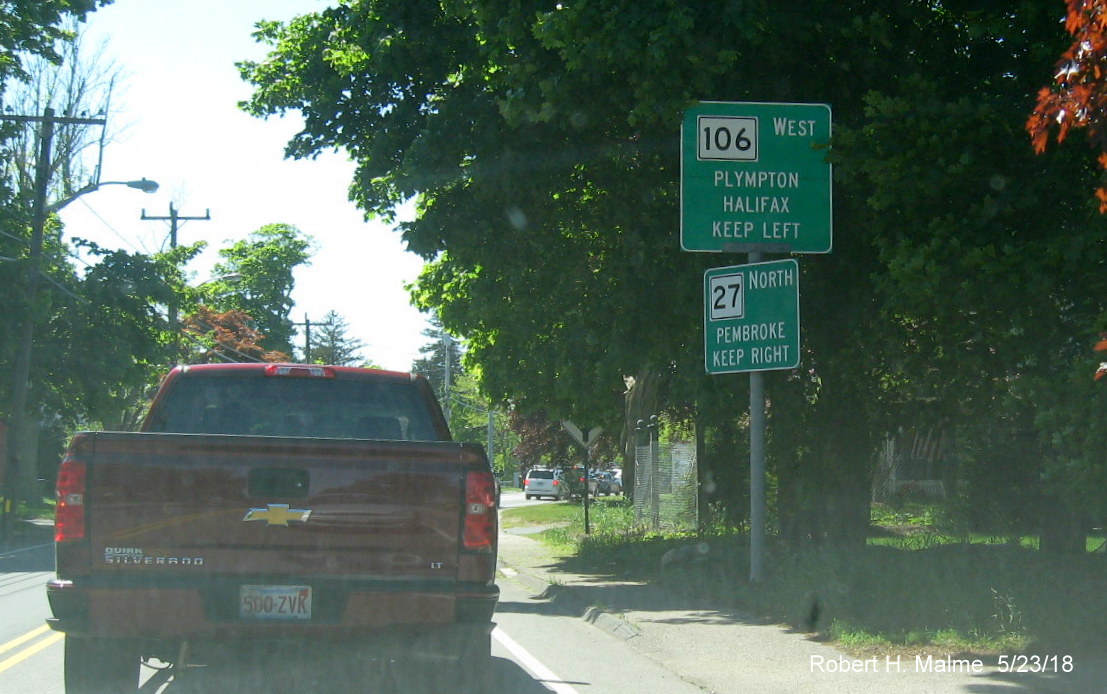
46,363,499,693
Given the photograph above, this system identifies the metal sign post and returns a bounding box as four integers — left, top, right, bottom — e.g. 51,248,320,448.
704,255,798,581
563,422,602,534
682,101,831,583
747,254,767,583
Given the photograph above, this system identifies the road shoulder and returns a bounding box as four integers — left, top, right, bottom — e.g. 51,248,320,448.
497,528,1106,694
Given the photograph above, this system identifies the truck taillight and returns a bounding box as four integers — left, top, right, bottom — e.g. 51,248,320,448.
55,458,87,542
463,470,497,551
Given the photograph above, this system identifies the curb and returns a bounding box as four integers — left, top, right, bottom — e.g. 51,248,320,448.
582,605,642,640
497,552,642,642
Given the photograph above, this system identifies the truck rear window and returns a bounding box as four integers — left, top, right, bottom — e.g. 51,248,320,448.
145,375,444,441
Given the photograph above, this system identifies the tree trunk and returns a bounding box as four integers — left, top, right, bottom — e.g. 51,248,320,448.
775,383,873,549
1039,495,1087,558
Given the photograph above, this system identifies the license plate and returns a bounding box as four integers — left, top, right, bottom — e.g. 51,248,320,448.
239,585,312,620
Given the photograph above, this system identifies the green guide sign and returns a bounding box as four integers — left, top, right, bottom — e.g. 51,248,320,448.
681,101,832,253
704,259,800,374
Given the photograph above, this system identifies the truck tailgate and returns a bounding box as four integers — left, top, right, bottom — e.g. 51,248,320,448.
80,432,471,580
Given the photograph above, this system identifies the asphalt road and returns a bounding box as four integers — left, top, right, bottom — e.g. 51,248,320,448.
5,503,1099,693
0,539,62,693
499,488,548,510
0,510,690,694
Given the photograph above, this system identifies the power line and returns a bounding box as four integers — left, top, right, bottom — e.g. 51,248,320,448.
73,195,143,254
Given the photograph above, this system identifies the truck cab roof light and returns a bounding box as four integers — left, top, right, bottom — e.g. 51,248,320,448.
264,365,335,378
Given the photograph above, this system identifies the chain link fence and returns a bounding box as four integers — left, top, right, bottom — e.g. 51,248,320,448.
633,437,698,532
872,432,947,503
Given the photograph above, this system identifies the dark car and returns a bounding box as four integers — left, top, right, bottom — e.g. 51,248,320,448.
593,472,612,496
562,468,595,498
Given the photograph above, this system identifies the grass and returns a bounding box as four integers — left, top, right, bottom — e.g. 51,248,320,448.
503,498,1107,657
0,496,54,522
499,499,579,529
501,497,647,556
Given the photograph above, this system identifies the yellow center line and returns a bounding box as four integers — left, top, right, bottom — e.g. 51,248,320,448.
0,630,64,674
0,625,50,655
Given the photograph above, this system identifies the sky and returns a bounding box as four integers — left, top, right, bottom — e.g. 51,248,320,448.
56,0,434,372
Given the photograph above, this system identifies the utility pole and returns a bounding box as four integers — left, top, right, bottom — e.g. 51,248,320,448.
442,332,453,420
3,108,105,515
292,315,313,363
141,203,210,355
487,405,495,475
141,202,211,251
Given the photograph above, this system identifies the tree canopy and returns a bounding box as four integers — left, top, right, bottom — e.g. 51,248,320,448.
0,6,334,506
1029,0,1107,211
0,1,108,84
204,222,313,356
233,0,1105,545
304,310,366,366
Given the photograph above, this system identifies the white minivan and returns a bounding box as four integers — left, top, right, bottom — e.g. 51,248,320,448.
523,468,567,500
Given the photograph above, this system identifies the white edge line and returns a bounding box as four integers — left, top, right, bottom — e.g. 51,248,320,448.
492,626,581,694
0,542,54,558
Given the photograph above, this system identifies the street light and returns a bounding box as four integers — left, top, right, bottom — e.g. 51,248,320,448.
197,272,243,289
48,178,160,213
4,167,160,515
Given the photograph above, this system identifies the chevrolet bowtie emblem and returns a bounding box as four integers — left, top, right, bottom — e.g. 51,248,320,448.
243,504,312,526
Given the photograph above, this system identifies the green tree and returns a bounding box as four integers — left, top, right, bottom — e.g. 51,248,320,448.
829,14,1107,548
241,1,1105,549
2,3,119,402
0,1,107,84
1,2,166,503
0,4,113,317
445,370,505,468
239,0,901,540
411,317,465,413
204,223,313,356
411,318,517,471
44,240,186,426
305,310,366,366
2,16,130,421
